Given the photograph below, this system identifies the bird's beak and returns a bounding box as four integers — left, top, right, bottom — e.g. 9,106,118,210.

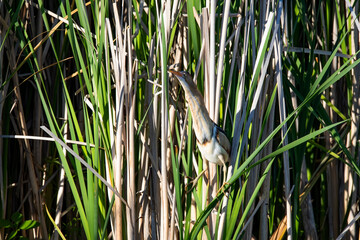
168,70,183,78
169,70,187,87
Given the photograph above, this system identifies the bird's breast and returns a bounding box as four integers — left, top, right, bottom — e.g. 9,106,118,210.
197,135,229,165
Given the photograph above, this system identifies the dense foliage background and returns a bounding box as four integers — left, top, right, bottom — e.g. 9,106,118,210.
1,0,360,239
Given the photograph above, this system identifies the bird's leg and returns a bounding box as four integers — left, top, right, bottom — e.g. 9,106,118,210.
223,165,227,188
216,156,230,197
216,179,231,197
185,168,208,193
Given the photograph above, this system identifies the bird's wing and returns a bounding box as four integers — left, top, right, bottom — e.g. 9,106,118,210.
215,125,231,154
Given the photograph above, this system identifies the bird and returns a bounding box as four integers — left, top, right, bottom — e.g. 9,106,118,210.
169,70,231,167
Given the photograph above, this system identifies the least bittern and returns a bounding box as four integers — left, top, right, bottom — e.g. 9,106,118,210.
169,70,231,168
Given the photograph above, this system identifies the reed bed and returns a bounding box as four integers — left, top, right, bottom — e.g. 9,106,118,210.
1,0,360,239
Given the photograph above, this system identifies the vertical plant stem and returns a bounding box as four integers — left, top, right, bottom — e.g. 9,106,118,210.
53,95,68,240
126,26,136,239
160,9,169,239
259,90,276,240
274,23,292,240
214,0,231,124
209,0,216,118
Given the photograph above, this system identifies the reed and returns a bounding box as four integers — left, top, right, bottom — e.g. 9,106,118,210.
1,0,360,239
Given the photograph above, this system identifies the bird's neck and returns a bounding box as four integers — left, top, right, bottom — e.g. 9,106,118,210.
182,86,214,143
